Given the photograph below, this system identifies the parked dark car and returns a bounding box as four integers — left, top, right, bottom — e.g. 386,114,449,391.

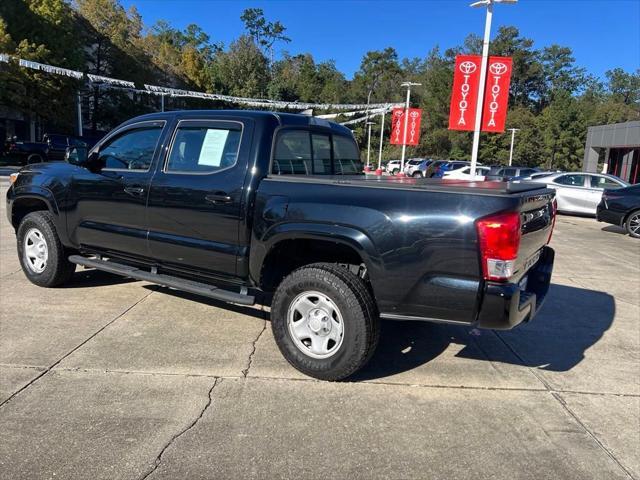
485,166,540,182
597,184,640,238
2,134,89,165
7,110,556,380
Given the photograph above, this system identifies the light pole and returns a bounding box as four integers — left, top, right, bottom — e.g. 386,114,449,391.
375,109,386,176
366,121,375,172
468,0,517,179
507,128,519,166
399,81,421,177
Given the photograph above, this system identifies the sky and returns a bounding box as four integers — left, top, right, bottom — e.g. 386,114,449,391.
120,0,640,80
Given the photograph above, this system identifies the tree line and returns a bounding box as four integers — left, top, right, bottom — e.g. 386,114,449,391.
1,0,638,169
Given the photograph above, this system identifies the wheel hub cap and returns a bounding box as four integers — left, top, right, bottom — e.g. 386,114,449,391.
23,228,48,274
287,291,344,359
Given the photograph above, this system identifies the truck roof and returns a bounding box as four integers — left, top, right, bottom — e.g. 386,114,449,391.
127,109,354,136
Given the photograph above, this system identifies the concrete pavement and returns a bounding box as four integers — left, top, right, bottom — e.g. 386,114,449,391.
0,180,638,480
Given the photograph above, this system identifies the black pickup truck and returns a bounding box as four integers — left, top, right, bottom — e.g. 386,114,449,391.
6,110,556,380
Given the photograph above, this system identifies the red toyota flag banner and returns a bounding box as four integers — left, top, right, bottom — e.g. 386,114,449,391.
405,108,422,145
448,55,482,131
390,108,422,145
390,108,405,144
481,56,513,133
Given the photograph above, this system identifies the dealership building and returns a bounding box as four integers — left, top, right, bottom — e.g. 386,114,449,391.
583,120,640,184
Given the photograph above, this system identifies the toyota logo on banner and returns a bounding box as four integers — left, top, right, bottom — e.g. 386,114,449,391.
489,62,508,75
459,61,477,74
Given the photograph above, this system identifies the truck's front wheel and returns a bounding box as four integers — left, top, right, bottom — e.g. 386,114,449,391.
17,211,76,287
271,263,379,381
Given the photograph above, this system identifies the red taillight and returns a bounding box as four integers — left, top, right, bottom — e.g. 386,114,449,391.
476,211,521,281
547,199,557,244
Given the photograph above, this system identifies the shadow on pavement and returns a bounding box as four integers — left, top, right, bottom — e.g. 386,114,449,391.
62,268,138,288
56,271,616,379
601,225,627,235
353,283,615,380
141,284,267,320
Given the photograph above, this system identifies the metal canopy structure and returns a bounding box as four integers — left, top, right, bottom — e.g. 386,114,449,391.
583,121,640,184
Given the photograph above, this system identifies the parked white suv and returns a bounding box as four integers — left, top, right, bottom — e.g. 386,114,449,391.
385,160,401,175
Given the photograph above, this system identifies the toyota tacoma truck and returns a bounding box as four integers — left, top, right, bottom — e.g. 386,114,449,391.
6,110,556,380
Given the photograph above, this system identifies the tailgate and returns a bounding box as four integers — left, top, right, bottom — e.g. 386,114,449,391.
515,189,556,281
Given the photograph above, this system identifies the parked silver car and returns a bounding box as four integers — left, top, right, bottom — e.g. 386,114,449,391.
526,172,629,215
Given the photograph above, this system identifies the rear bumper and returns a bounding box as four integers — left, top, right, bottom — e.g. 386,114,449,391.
596,204,624,226
476,246,554,330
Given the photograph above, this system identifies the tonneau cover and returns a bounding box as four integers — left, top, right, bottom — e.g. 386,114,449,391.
265,175,548,196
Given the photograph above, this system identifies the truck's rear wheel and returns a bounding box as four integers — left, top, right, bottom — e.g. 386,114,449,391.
17,211,76,287
271,263,379,381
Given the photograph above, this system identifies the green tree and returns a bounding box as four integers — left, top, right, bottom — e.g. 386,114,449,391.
210,35,269,98
240,8,290,65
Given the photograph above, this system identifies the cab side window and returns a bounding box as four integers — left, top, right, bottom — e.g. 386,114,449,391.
100,127,163,171
166,126,241,174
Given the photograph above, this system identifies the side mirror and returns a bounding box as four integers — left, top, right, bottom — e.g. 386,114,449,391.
65,146,89,166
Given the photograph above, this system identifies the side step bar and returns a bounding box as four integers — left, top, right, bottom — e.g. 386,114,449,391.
68,255,255,306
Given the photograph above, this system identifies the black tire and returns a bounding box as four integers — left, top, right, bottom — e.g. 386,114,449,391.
17,211,76,287
625,209,640,238
412,171,423,178
27,153,44,164
392,168,399,175
271,263,380,381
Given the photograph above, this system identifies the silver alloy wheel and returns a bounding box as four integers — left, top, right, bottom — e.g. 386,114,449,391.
629,213,640,236
287,290,345,359
23,228,48,273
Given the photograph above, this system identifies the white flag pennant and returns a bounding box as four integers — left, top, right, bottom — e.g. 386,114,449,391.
340,106,395,126
18,59,83,79
87,74,135,88
6,54,399,113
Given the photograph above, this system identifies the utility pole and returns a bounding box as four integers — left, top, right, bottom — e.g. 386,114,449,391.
366,121,375,172
376,109,386,176
508,128,519,166
399,81,421,177
76,92,83,137
469,0,517,179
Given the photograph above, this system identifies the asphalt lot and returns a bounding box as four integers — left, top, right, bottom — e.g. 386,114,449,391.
0,178,639,480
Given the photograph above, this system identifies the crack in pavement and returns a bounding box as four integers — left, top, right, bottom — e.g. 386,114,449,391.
493,331,636,480
33,365,640,397
241,315,268,378
0,287,157,409
139,378,220,480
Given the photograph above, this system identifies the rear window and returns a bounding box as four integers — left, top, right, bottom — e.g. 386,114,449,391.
272,130,362,175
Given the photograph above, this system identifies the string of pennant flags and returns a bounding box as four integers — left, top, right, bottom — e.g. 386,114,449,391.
1,54,399,121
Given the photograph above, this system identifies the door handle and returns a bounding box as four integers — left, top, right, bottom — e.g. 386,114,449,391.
123,186,144,197
205,192,232,204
